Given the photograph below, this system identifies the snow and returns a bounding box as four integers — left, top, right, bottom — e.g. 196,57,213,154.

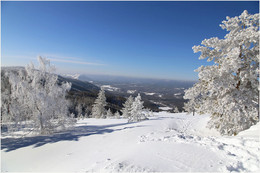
143,92,155,96
127,90,136,94
1,112,259,172
101,85,120,92
62,74,80,80
174,93,182,96
159,106,172,111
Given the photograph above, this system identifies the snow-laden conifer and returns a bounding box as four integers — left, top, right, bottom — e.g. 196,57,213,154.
106,108,113,118
122,95,134,118
174,107,179,113
128,93,147,122
114,111,121,119
184,10,259,135
92,87,107,118
5,56,74,134
76,104,83,119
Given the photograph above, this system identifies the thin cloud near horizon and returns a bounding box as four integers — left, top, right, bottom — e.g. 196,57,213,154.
1,55,106,66
49,58,105,66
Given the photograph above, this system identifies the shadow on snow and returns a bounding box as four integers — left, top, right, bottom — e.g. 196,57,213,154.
1,122,145,152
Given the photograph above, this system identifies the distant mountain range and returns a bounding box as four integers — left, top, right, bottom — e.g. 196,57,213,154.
62,73,196,85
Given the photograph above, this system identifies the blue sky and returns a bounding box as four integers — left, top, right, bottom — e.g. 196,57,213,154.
1,1,259,81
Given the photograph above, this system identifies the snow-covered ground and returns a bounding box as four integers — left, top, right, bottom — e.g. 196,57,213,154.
143,92,155,96
101,85,120,92
127,90,136,94
1,112,259,172
159,106,172,111
62,73,81,80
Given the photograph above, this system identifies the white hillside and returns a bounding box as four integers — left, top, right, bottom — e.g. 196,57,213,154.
62,73,81,80
1,112,259,172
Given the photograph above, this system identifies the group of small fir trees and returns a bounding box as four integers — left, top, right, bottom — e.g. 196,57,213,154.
91,88,147,122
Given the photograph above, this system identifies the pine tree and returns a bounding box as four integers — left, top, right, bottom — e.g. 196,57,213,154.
128,93,147,123
92,87,107,118
76,104,83,119
184,10,259,135
106,108,113,118
122,95,134,118
114,111,121,119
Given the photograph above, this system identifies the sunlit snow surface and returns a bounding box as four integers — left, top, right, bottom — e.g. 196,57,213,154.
159,107,172,111
1,112,259,172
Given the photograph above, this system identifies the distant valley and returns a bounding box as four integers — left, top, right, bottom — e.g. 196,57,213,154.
63,73,195,112
1,67,195,118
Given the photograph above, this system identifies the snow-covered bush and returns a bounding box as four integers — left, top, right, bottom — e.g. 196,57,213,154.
3,56,74,134
128,94,147,123
143,108,154,117
184,10,259,135
91,87,107,118
122,95,134,118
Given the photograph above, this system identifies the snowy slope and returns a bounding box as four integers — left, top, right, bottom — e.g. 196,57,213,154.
62,74,81,80
1,112,259,172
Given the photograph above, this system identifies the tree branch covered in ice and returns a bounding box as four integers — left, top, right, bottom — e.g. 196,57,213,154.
184,10,259,135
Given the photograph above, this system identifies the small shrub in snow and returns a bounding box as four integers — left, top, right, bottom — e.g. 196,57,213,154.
143,108,154,117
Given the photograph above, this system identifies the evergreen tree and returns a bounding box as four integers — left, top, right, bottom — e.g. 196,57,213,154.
114,111,121,119
92,87,107,118
76,104,83,119
184,10,259,135
122,95,134,118
106,108,113,118
128,94,147,123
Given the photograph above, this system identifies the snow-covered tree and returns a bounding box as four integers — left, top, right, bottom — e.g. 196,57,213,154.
122,95,134,118
106,108,113,118
91,87,107,118
5,56,74,134
183,101,196,116
174,107,179,113
143,108,154,117
114,111,121,119
128,93,147,123
76,104,82,116
184,10,259,135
